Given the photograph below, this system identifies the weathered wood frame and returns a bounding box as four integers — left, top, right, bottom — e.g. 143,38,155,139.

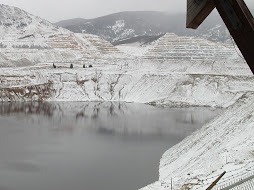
187,0,254,74
187,0,215,29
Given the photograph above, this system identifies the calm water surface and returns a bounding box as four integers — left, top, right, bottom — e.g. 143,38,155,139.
0,102,222,190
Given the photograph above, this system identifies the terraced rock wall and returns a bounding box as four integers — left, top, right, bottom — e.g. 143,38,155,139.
1,67,253,107
143,33,238,60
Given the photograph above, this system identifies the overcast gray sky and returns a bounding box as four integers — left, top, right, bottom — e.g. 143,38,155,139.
0,0,253,22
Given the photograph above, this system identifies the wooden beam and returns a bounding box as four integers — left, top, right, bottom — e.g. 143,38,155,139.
212,0,254,74
186,0,215,29
206,171,226,190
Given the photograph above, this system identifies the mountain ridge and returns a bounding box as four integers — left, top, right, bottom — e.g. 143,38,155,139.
55,11,231,44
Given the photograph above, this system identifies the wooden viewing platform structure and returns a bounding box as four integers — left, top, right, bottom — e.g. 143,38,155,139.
187,0,254,75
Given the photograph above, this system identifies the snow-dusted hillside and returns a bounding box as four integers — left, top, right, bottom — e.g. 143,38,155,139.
0,4,126,66
116,43,150,56
143,33,238,60
0,59,253,107
141,92,254,190
46,33,124,60
115,33,239,59
0,5,240,66
56,11,230,44
0,5,252,108
0,4,69,39
1,33,125,64
0,52,32,67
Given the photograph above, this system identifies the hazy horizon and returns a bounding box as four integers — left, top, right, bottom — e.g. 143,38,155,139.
0,0,253,22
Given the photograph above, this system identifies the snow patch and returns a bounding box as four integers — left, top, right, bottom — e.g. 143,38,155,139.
112,20,125,34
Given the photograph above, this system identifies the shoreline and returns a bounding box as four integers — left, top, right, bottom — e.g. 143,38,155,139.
141,92,254,190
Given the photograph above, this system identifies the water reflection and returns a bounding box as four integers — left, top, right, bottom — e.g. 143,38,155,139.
3,161,41,173
0,185,11,190
0,102,222,190
0,102,221,138
0,102,55,117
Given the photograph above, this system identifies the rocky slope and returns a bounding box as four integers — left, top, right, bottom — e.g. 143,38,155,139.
143,33,238,60
115,33,240,60
0,59,253,107
55,11,230,44
0,4,253,109
141,92,254,190
0,4,125,66
1,33,124,64
0,52,32,67
0,4,68,39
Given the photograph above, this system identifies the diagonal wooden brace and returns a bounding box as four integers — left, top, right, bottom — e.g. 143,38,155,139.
187,0,254,75
186,0,215,29
212,0,254,74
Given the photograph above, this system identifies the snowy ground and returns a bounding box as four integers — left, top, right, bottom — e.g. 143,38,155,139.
0,59,253,108
115,43,150,56
140,92,254,190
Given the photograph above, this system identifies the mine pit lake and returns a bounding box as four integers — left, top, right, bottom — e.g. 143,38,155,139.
0,102,222,190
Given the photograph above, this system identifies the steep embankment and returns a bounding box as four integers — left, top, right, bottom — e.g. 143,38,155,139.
141,92,254,190
0,60,253,107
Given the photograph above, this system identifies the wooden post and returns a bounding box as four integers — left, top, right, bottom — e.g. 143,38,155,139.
186,0,215,29
212,0,254,74
206,171,226,190
186,0,254,75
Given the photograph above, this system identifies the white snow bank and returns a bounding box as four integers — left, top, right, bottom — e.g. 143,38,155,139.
141,92,254,190
0,60,254,107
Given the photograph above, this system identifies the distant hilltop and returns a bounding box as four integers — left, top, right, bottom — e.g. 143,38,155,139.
55,11,231,44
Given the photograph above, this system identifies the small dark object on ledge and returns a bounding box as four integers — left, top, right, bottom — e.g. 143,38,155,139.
70,64,73,69
83,64,86,68
89,64,93,68
53,63,56,68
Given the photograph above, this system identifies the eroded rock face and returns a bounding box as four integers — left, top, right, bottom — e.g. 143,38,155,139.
0,60,253,107
0,83,55,102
